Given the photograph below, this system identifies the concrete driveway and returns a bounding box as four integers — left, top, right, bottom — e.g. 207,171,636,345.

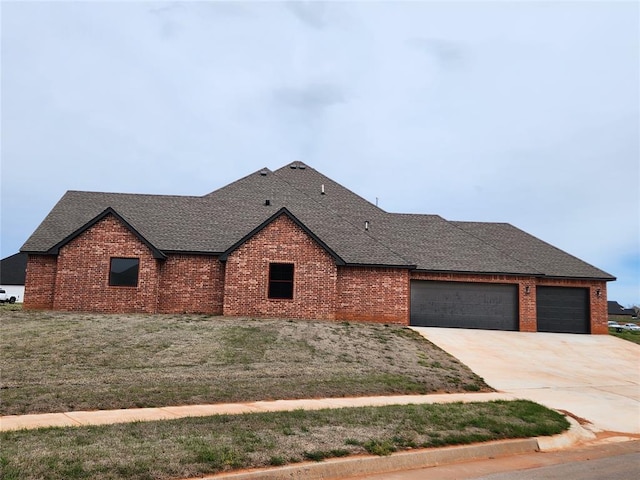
411,328,640,434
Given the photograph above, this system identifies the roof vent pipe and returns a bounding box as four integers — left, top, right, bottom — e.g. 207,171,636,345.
265,199,271,206
321,184,325,195
365,221,369,231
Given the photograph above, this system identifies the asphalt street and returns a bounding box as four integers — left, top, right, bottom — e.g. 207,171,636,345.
474,451,639,480
347,440,640,480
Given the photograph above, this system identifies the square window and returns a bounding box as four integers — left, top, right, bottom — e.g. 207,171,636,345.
109,258,139,287
268,263,294,299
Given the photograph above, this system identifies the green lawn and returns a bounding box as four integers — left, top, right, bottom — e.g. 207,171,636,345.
1,400,569,480
609,328,640,344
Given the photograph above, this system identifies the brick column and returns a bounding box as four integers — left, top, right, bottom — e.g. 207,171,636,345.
590,282,608,334
519,278,537,332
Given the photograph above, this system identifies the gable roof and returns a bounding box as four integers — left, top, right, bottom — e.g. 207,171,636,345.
21,162,615,280
219,207,347,265
46,207,167,259
607,301,635,316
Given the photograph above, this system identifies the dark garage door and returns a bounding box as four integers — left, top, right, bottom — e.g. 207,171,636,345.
536,287,590,334
410,281,519,330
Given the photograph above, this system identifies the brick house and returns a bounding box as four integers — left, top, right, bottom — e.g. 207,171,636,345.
21,162,615,333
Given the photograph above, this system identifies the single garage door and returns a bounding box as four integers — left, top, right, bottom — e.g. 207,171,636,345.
536,286,590,334
410,281,519,330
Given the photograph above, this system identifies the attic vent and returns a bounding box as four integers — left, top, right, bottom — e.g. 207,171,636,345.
290,163,298,169
265,199,271,206
321,184,325,195
259,169,268,176
298,163,306,169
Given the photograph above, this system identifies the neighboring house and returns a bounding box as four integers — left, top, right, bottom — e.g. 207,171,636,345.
21,162,615,334
607,301,636,318
0,252,27,302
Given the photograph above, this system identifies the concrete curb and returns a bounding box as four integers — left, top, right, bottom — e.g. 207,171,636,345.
1,402,599,480
536,416,596,451
200,438,540,480
199,415,591,480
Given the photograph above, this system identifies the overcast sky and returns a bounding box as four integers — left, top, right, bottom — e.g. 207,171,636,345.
1,1,638,306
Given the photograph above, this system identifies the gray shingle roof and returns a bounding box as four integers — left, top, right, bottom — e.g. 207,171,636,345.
1,253,28,285
370,214,541,275
452,221,614,279
21,162,615,280
607,301,635,316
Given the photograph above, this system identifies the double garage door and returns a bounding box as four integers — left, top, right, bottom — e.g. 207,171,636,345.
410,281,590,333
410,281,519,331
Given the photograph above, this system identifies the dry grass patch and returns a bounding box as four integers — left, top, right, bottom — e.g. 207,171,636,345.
0,310,490,415
0,400,569,480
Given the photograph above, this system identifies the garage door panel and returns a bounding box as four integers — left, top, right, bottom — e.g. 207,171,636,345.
537,287,589,334
410,281,518,331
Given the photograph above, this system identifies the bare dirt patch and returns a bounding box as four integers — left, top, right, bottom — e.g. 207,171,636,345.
0,310,490,415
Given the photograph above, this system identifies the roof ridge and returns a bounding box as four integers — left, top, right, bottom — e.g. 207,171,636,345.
42,207,166,260
203,167,273,197
64,190,203,199
273,162,387,214
389,212,444,220
271,164,415,266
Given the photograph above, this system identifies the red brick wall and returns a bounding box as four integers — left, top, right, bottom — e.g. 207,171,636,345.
337,267,410,324
223,215,338,320
519,278,538,332
590,282,608,334
158,254,225,314
23,254,58,309
52,215,161,313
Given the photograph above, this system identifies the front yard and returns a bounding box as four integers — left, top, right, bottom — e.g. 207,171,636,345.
0,310,489,415
0,309,571,480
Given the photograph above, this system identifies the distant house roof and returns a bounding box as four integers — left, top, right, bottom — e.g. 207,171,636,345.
0,252,28,285
21,162,615,281
607,301,635,316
